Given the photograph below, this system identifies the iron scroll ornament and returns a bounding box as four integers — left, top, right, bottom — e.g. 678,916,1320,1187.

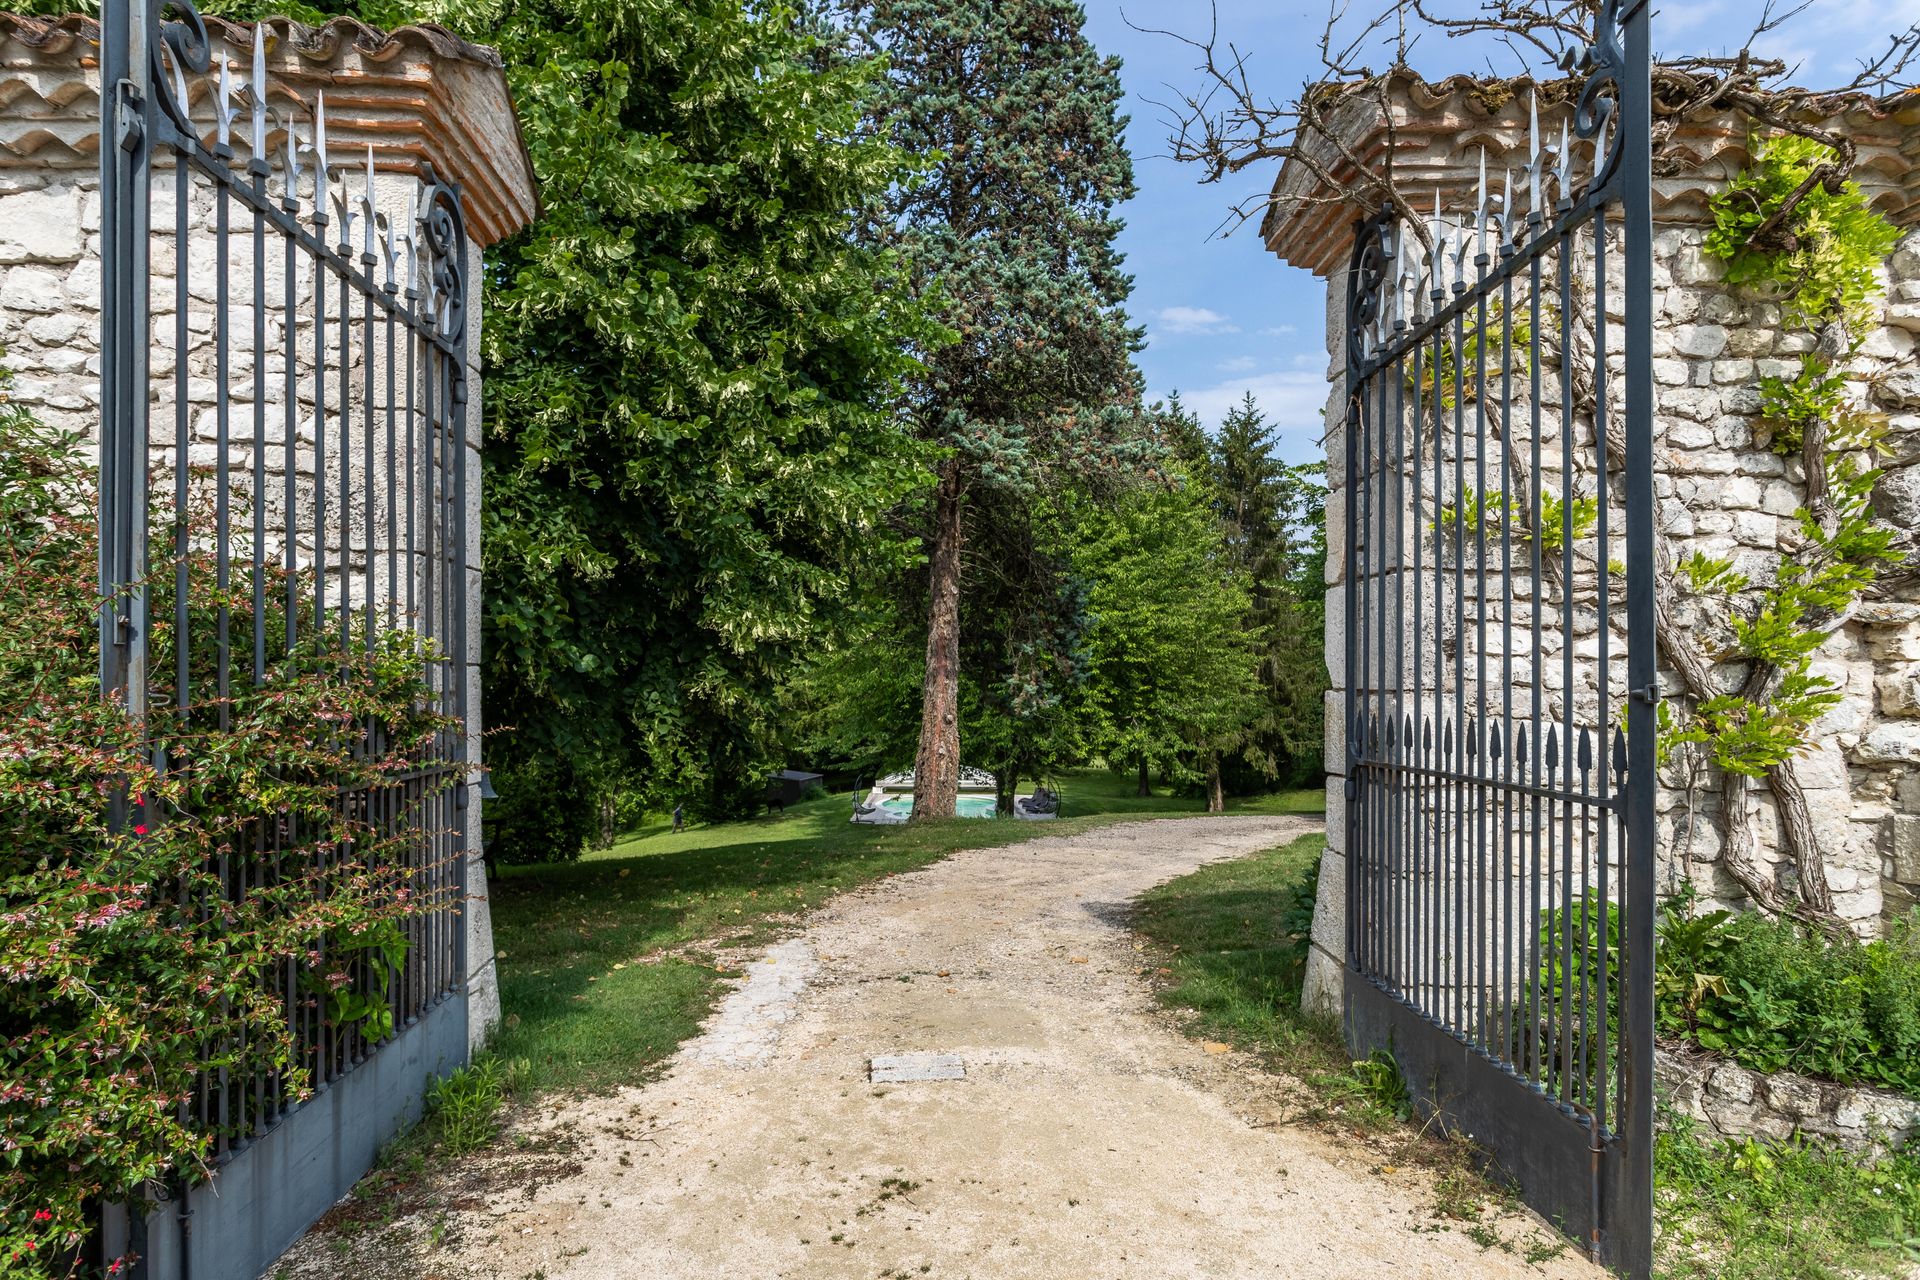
151,0,212,138
419,162,469,346
1344,205,1399,376
1566,0,1648,194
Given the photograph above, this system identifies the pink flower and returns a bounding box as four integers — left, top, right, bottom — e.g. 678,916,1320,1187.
133,824,148,836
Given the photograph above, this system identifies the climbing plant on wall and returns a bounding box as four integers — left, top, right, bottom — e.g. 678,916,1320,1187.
1659,134,1906,928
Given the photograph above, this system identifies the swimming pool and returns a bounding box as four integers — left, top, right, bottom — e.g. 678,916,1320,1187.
876,794,999,818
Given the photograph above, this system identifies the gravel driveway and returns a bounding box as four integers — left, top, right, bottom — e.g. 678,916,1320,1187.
270,815,1599,1280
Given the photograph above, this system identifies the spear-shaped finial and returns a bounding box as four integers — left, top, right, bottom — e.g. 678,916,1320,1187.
1475,147,1489,252
379,208,399,289
311,91,330,225
1523,92,1547,220
402,181,421,295
361,143,378,258
216,52,235,149
1554,117,1572,204
281,115,304,211
249,24,267,161
1393,227,1413,327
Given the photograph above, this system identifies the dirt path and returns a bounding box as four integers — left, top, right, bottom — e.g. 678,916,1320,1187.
274,816,1600,1280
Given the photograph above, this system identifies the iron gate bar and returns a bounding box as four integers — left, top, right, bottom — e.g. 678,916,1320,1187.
96,0,476,1222
1341,1,1655,1274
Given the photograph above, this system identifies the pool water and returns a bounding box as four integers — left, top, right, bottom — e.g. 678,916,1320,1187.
877,794,999,818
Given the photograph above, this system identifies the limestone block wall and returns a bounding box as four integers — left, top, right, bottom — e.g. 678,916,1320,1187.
1650,226,1920,932
0,14,539,1051
1302,215,1920,1021
1656,1046,1920,1153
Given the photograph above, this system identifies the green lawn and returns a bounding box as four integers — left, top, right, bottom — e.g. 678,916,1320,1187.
1130,831,1342,1070
486,767,1320,1092
1130,834,1920,1280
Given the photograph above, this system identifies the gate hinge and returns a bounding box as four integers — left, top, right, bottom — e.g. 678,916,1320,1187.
1630,684,1659,705
114,79,144,153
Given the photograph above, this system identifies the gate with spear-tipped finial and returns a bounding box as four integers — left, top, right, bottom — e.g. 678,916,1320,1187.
1341,2,1657,1273
94,2,476,1275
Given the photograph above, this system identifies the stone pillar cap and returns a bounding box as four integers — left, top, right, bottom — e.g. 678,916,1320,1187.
0,12,538,247
1262,70,1920,278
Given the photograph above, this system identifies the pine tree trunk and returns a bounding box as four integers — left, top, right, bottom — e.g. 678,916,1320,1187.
998,760,1018,817
1206,755,1225,814
912,462,964,820
1136,755,1150,797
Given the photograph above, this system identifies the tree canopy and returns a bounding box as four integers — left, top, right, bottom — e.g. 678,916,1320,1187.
846,0,1153,818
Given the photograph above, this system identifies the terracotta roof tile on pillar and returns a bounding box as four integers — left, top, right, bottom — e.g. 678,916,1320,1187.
0,12,538,246
1261,69,1920,278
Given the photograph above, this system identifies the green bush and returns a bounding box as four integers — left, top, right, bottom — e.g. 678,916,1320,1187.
1655,900,1920,1094
0,391,455,1276
1530,894,1920,1097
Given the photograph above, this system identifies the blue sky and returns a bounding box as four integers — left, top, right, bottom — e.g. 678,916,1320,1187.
1083,0,1920,465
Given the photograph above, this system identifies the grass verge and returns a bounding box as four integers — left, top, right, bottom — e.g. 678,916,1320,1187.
1130,832,1437,1129
490,767,1320,1093
1132,831,1920,1280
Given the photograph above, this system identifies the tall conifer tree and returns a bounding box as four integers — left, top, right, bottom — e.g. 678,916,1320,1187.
1210,394,1328,788
850,0,1148,818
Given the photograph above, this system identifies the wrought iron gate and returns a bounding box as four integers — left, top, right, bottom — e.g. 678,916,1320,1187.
95,1,474,1272
1341,2,1655,1273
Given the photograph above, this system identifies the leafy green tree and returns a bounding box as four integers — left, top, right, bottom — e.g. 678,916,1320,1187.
1208,395,1328,790
465,2,942,859
1075,473,1260,810
194,3,944,862
847,0,1151,818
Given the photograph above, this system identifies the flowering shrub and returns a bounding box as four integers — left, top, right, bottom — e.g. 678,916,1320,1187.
0,393,457,1277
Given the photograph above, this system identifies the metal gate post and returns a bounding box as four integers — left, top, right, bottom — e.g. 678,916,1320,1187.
98,0,153,720
1617,0,1658,1272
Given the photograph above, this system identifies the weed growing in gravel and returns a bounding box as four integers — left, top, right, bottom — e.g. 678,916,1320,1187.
425,1056,533,1155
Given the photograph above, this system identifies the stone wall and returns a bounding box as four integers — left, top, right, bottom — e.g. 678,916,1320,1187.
1650,224,1920,932
1656,1046,1920,1154
1292,94,1920,1023
0,14,539,1052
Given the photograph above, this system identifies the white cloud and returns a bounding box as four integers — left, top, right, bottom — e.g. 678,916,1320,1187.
1156,305,1240,336
1181,369,1333,443
1216,355,1260,373
1258,324,1298,337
